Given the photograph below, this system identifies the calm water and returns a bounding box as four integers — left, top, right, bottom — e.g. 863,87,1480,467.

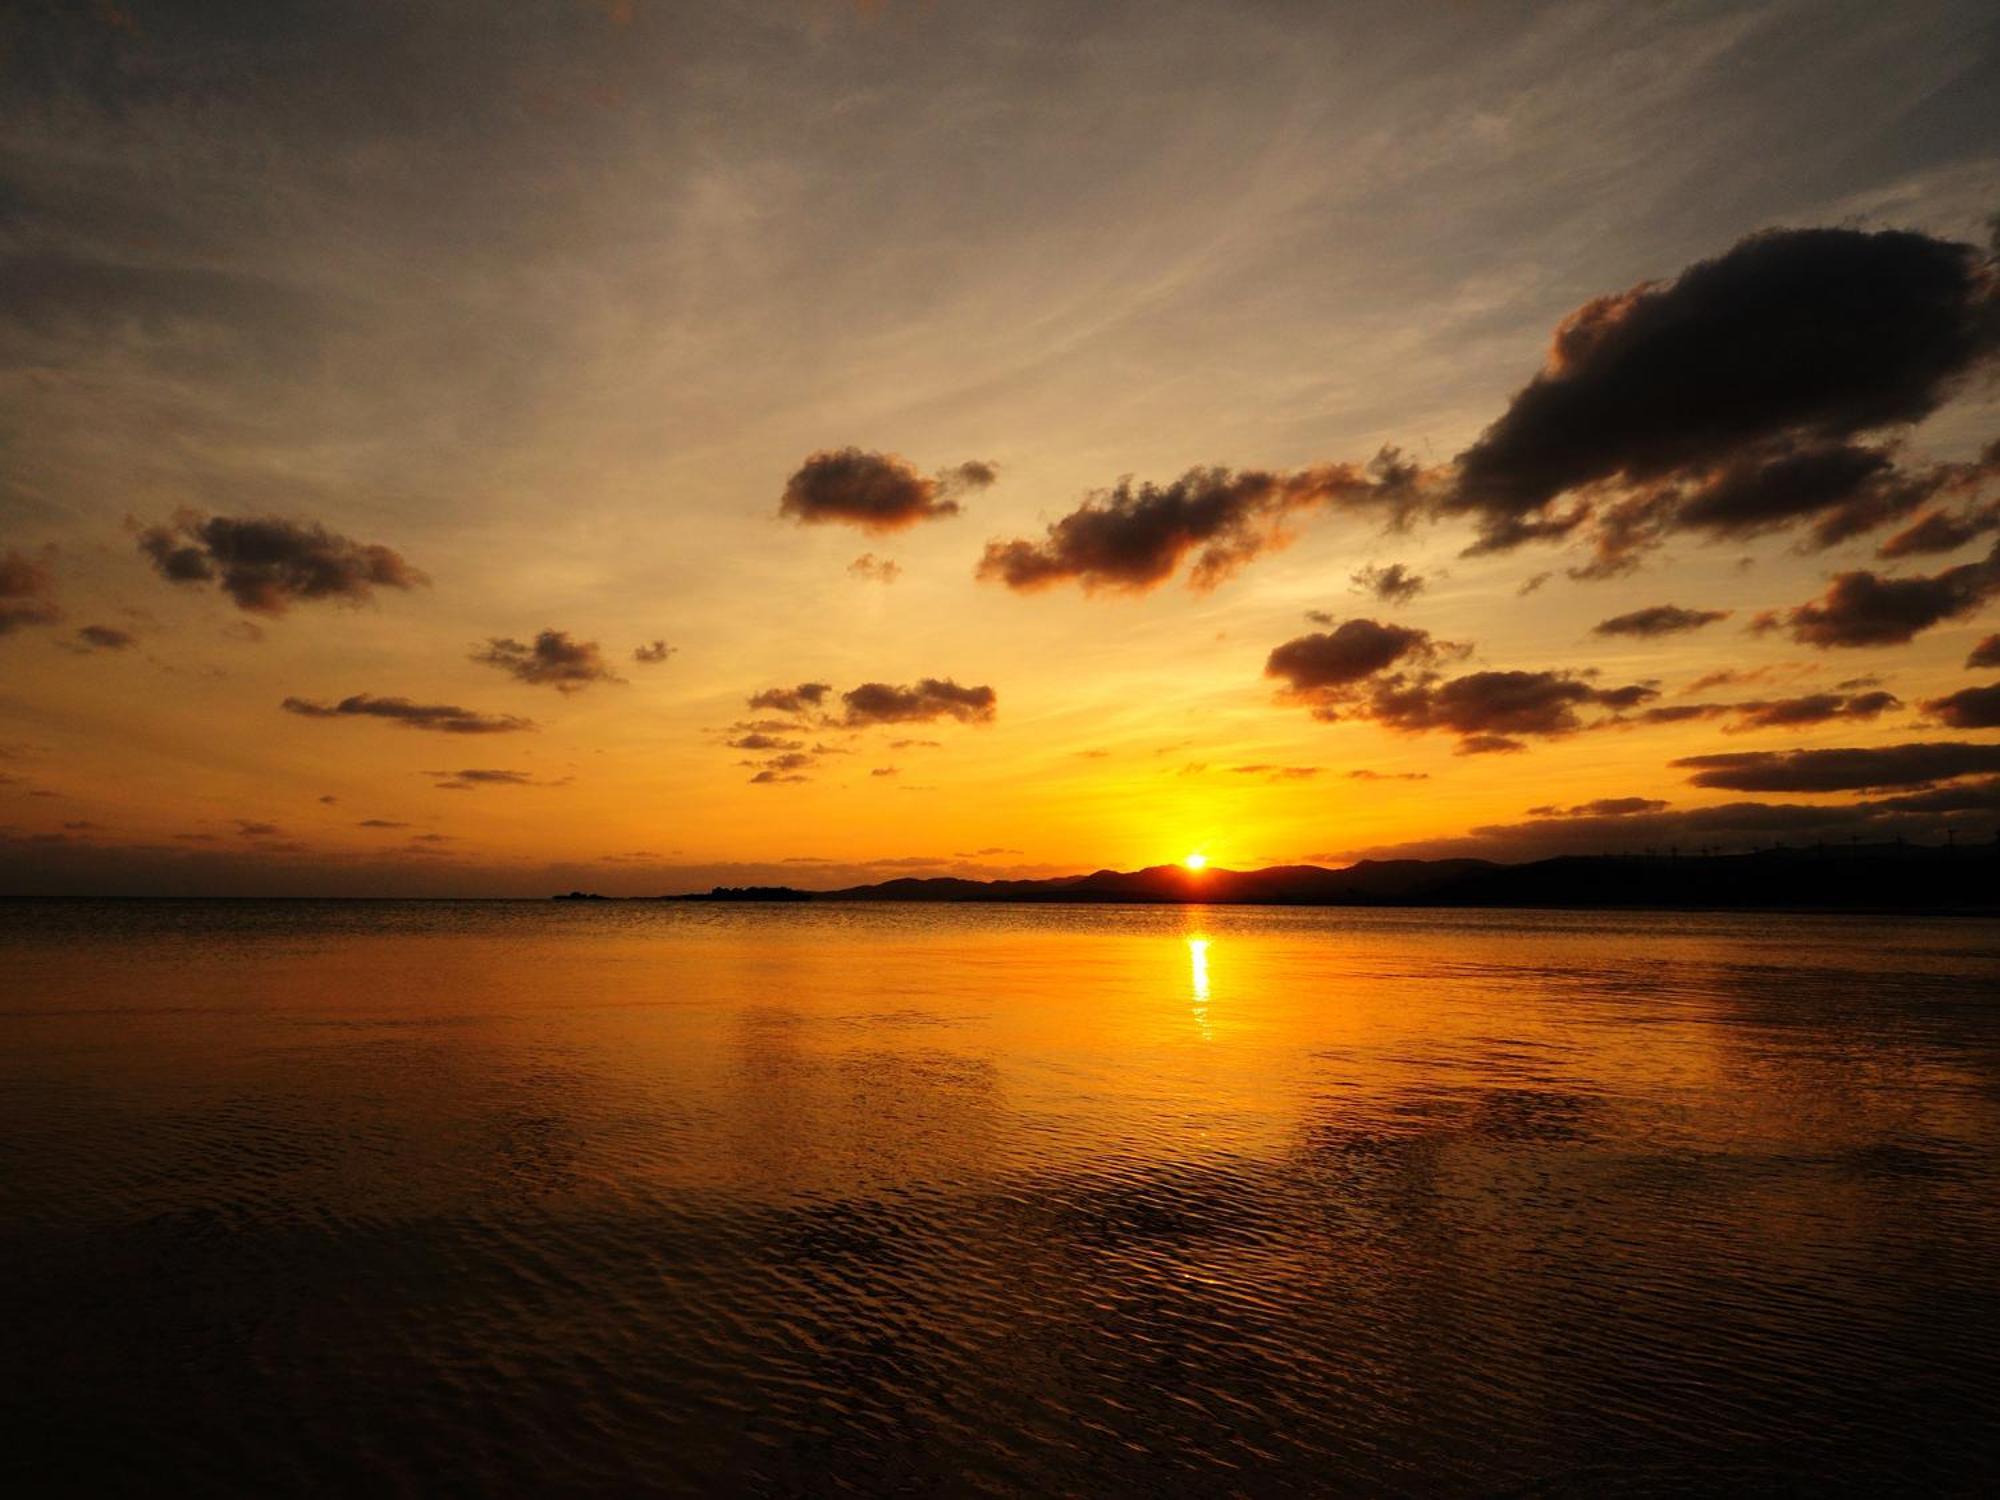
3,900,1998,1496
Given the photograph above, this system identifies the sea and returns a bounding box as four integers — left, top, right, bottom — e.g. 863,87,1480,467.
3,899,1998,1495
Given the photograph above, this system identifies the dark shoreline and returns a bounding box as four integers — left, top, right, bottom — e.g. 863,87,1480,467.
662,843,2000,916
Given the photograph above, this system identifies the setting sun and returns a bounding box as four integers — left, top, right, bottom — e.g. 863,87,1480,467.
1183,853,1208,871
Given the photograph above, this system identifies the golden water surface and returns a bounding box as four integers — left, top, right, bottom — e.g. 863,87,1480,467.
3,900,1998,1494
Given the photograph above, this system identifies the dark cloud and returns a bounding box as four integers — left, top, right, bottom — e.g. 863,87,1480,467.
1878,496,2000,558
428,769,547,790
1723,690,1901,731
1766,545,2000,648
1675,741,2000,792
356,819,410,829
747,682,831,714
0,550,62,635
1970,635,2000,669
1350,562,1426,605
1524,797,1668,817
1445,226,2000,555
730,678,993,782
749,748,813,786
848,553,902,584
1592,604,1730,638
1674,441,1895,536
779,449,994,532
839,678,996,726
234,820,282,837
1629,703,1731,726
1229,764,1321,780
1267,617,1653,750
1922,683,2000,729
282,694,534,734
871,766,898,777
1265,619,1462,703
70,623,136,651
978,449,1423,593
1517,571,1553,596
633,640,674,664
1371,672,1658,740
1683,663,1815,695
1346,768,1429,781
472,629,623,692
135,512,427,615
1343,785,2000,864
890,738,941,750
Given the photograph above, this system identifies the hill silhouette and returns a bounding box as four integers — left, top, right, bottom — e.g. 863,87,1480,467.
671,841,1998,914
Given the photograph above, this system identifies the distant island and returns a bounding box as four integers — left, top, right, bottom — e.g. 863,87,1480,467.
653,841,2000,914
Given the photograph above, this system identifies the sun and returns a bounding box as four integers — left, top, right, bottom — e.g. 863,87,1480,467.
1183,852,1208,871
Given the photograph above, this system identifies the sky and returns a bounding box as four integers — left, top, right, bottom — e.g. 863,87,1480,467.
2,0,1998,896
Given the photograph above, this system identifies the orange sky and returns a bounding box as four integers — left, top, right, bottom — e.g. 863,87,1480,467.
1,1,1996,894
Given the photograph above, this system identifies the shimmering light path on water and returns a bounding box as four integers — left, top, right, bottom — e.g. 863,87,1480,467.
3,901,1998,1495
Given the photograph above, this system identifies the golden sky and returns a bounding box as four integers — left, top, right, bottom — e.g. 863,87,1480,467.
2,0,1997,894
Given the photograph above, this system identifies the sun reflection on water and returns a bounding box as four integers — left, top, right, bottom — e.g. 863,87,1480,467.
1187,935,1212,1040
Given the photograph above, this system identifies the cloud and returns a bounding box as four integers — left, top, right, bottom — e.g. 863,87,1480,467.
730,678,994,782
135,512,427,615
473,629,623,692
1265,619,1462,702
848,553,902,584
747,682,831,714
1674,741,2000,792
1722,690,1901,731
870,766,898,777
633,639,674,664
1350,562,1426,605
1682,663,1814,694
1592,604,1730,638
1922,683,2000,729
839,678,996,726
1372,671,1658,742
1267,617,1651,749
1970,635,2000,669
1346,768,1429,781
890,738,941,750
1341,786,2000,864
779,449,994,532
0,550,62,635
69,623,137,651
978,448,1423,593
1524,797,1668,817
1878,496,2000,558
427,768,550,790
749,750,812,786
281,694,535,734
1764,545,2000,648
1229,764,1320,780
1444,226,2000,556
356,819,410,829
